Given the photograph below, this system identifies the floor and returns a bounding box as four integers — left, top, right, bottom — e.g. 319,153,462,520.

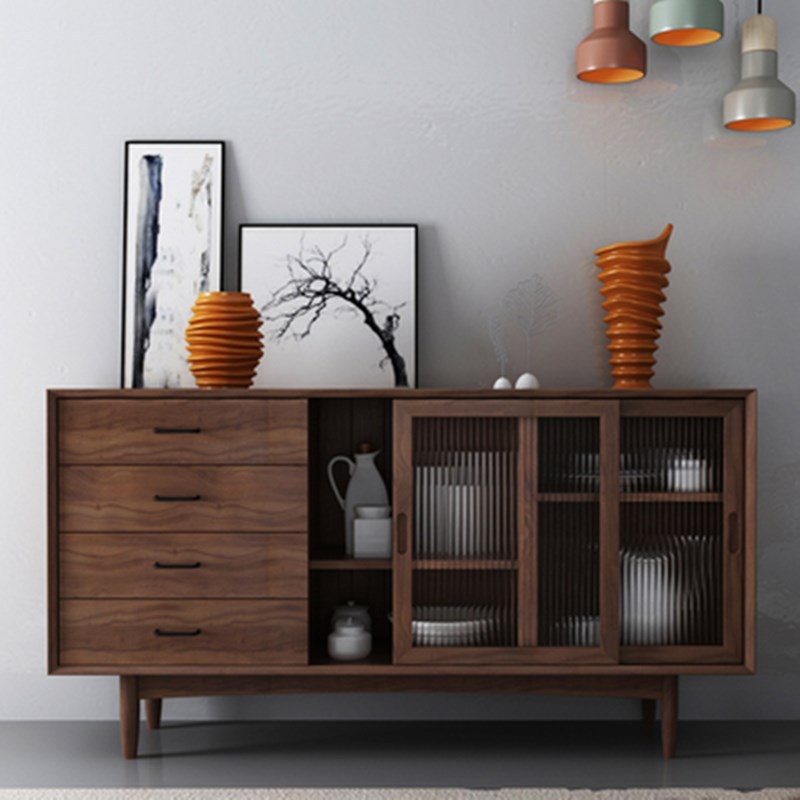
1,721,799,790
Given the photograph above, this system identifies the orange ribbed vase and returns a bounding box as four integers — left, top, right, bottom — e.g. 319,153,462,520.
185,292,264,388
595,224,673,390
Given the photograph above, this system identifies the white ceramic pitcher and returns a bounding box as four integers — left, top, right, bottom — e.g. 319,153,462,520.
327,445,389,557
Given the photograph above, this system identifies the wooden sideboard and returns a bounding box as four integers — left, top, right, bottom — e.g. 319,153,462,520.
47,389,756,759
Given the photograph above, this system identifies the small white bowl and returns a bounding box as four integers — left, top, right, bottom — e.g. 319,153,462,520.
355,505,391,519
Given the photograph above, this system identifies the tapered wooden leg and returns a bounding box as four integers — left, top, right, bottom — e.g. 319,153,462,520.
145,698,163,730
661,676,678,759
119,676,140,760
642,698,657,728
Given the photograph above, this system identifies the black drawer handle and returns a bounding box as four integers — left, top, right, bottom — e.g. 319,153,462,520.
153,494,202,503
153,561,202,570
154,628,203,637
153,427,201,434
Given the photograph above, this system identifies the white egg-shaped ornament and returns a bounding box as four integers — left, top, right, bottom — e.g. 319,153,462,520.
493,376,513,390
515,372,540,389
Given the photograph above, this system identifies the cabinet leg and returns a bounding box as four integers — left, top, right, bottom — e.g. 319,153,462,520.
145,699,163,730
661,676,678,759
641,698,657,728
119,676,140,760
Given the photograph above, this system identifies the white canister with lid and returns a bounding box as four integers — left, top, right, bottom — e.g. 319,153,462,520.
331,601,371,632
327,618,372,661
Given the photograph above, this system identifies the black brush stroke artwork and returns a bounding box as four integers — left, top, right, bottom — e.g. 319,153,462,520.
132,156,162,388
262,235,409,387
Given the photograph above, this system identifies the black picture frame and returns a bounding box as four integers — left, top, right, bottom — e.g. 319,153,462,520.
239,223,418,389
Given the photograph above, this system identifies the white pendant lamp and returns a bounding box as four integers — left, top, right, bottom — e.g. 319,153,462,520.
723,2,796,131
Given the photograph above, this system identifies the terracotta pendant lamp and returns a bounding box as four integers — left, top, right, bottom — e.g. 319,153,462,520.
723,2,796,132
650,0,724,46
577,0,648,84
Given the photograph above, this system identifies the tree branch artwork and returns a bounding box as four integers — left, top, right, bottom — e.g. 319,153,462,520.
261,235,410,387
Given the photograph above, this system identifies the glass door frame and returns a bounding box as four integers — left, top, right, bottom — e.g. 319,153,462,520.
618,398,744,665
391,398,619,666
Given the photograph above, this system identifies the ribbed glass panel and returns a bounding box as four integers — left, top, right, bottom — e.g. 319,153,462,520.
411,570,517,647
538,418,601,493
537,418,601,647
620,417,723,493
412,417,517,560
619,416,724,647
410,417,518,648
620,502,723,646
538,503,600,647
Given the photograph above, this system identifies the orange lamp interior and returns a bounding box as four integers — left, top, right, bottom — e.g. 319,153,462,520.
726,117,794,132
578,67,645,84
652,28,721,46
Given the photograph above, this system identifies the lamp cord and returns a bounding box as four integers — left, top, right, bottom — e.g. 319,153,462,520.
757,0,763,14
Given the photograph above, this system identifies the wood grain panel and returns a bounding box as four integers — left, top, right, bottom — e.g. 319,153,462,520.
59,399,307,464
59,466,307,532
60,534,308,599
138,673,667,698
744,390,757,674
60,599,307,666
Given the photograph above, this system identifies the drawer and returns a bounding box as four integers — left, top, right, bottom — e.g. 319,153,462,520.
59,599,307,666
58,399,307,464
60,534,307,599
59,466,307,532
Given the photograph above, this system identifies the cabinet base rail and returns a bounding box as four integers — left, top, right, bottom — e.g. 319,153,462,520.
119,674,679,760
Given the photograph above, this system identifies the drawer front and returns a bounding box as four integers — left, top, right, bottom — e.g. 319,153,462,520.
59,599,307,666
60,534,308,599
59,466,307,532
58,399,307,464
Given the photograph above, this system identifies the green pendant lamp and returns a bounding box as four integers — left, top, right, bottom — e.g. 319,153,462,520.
650,0,724,46
577,0,648,84
723,1,796,132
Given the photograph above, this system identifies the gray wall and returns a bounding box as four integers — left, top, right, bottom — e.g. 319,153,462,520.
1,0,798,721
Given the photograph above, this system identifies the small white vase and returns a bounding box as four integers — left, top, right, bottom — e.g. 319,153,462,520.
493,376,513,389
327,447,389,557
515,372,540,389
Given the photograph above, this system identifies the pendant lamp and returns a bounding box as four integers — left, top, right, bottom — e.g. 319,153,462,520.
577,0,647,84
650,0,724,46
724,3,796,132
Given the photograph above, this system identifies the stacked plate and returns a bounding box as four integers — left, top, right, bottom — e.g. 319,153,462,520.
411,605,503,647
552,615,600,647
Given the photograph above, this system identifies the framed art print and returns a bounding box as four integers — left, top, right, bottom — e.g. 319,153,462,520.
122,140,224,388
240,224,417,388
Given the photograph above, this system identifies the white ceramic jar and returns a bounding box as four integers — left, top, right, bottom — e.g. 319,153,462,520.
331,601,372,632
327,618,372,661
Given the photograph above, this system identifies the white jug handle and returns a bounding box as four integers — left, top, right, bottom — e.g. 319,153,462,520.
327,456,355,511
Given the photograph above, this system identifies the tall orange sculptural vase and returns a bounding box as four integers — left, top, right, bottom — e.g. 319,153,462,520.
595,224,673,390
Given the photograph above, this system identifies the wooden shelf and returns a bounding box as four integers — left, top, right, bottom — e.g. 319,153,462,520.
621,492,722,503
538,492,722,503
538,493,600,503
412,559,517,571
309,558,392,571
309,639,393,667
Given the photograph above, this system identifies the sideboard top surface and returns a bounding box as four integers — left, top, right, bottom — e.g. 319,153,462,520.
47,388,757,400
